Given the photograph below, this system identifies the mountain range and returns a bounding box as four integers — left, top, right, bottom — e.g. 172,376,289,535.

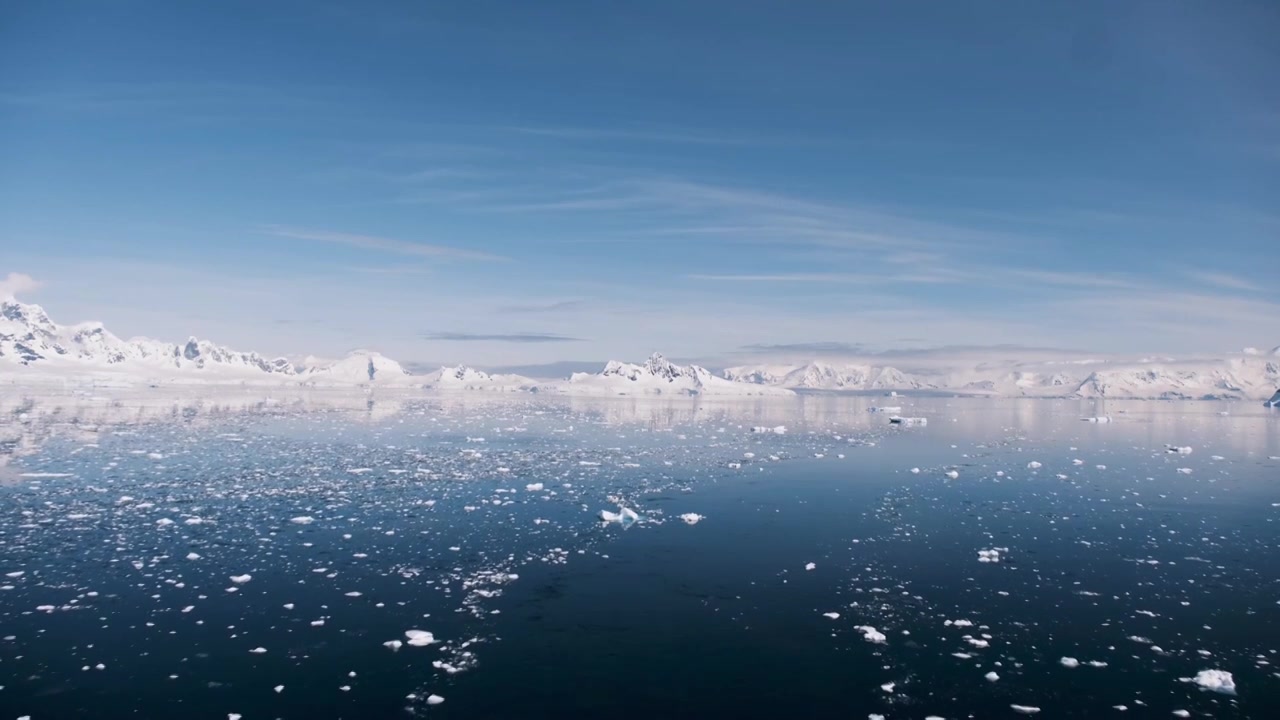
3,298,1278,399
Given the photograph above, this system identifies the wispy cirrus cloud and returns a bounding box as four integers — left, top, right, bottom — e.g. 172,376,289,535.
261,225,505,261
496,299,587,313
424,331,584,343
739,341,866,353
1183,270,1263,292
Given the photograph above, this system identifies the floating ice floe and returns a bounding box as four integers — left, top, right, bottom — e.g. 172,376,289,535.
1027,461,1042,469
822,612,840,620
1082,416,1112,423
383,640,403,651
678,513,704,525
977,549,1001,563
426,694,445,705
750,425,787,434
229,574,252,584
289,516,315,525
854,626,887,644
1166,445,1193,455
1180,669,1236,695
868,406,902,413
985,671,999,682
945,470,959,479
805,562,816,571
599,505,640,527
405,630,437,647
525,483,544,491
1060,657,1080,668
1010,705,1041,715
249,647,267,654
889,416,927,426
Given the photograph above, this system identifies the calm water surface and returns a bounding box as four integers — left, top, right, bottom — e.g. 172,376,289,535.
2,391,1278,719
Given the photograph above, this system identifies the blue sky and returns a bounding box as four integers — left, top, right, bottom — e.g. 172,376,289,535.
2,0,1278,367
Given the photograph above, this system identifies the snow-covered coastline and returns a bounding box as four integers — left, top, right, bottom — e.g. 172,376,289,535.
3,298,1278,400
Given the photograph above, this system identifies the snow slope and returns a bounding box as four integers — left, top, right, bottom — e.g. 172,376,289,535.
540,353,794,397
0,299,414,387
420,366,536,392
723,354,1280,400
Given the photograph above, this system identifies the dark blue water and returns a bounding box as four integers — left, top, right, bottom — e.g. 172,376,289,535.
2,392,1278,718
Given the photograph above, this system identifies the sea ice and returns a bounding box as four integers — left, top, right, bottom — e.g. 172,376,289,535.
1180,669,1236,695
229,574,251,584
405,630,437,647
426,694,445,705
1060,657,1080,668
854,626,887,644
679,513,705,525
1011,705,1041,715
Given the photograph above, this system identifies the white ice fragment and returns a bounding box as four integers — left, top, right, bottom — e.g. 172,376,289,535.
274,685,284,693
854,626,887,644
290,516,315,525
822,612,840,620
229,574,251,584
405,630,437,647
599,505,640,526
805,562,816,571
249,647,267,654
1060,657,1080,668
985,671,999,682
1011,705,1041,715
525,483,544,492
383,640,403,651
1166,445,1193,454
678,513,705,525
426,694,445,705
1180,669,1236,695
977,549,1001,563
945,470,959,479
185,553,201,561
1027,461,1042,469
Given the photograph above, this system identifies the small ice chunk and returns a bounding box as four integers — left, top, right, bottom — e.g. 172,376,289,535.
805,562,816,571
822,612,841,620
249,647,267,654
1060,657,1080,668
1027,461,1042,469
985,671,999,682
525,483,544,492
290,516,315,525
1011,705,1041,715
229,574,252,584
977,549,1001,563
426,694,445,705
1180,669,1236,695
405,630,437,647
185,553,201,561
274,685,284,693
383,640,403,651
679,513,705,525
854,626,887,644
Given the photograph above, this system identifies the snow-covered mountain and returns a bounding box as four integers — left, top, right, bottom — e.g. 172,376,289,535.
0,299,412,387
540,353,794,397
420,365,535,392
723,354,1280,400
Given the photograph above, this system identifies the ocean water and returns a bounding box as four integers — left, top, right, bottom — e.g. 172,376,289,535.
2,391,1278,719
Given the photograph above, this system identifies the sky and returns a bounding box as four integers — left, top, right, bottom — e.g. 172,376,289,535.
2,0,1278,369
